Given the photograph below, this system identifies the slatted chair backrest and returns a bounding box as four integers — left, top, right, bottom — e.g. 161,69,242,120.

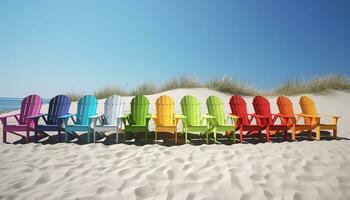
181,95,201,126
47,95,71,125
277,96,295,125
299,96,318,125
76,95,98,125
104,95,124,125
206,96,226,126
252,96,272,126
277,96,295,116
19,95,43,128
299,96,318,115
229,95,249,126
130,95,149,126
155,95,175,126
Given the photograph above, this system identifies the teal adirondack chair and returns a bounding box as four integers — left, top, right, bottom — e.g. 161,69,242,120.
59,95,98,143
180,95,214,144
206,96,238,143
121,95,151,143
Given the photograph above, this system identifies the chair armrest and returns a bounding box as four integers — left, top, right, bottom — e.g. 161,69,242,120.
25,113,47,119
318,113,340,118
249,114,270,119
89,114,103,119
226,114,239,119
58,113,76,119
151,114,157,119
175,114,187,119
145,114,152,119
274,113,295,119
0,113,19,120
201,114,215,119
297,113,320,118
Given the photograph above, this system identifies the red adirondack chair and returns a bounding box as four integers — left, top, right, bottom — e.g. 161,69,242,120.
252,96,294,142
229,95,268,143
0,95,43,143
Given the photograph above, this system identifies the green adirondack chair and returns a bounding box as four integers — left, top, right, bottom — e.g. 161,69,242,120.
121,95,151,143
180,95,214,144
206,96,238,143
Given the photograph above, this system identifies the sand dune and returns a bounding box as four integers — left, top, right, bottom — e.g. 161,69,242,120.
0,89,349,199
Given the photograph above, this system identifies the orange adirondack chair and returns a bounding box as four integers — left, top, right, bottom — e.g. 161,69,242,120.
152,95,185,144
277,96,320,140
299,96,340,140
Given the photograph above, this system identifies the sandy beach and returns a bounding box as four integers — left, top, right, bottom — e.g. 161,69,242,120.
0,89,349,200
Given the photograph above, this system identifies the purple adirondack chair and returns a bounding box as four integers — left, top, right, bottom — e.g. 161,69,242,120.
0,95,43,143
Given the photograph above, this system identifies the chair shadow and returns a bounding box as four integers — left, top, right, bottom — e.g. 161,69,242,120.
12,130,349,146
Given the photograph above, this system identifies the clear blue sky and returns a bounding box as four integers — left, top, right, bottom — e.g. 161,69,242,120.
0,0,349,97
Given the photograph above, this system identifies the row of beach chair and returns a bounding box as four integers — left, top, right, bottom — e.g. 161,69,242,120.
0,94,339,144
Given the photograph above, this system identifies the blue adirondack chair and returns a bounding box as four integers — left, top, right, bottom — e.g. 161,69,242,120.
59,95,98,143
28,95,71,142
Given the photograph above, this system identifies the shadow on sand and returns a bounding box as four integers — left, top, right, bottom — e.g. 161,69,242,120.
12,130,350,146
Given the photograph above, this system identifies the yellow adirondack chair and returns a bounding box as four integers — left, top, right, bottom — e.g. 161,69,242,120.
299,96,340,140
152,95,185,144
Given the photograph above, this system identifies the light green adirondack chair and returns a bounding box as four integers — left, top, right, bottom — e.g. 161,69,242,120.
206,96,238,143
180,95,215,144
121,95,152,143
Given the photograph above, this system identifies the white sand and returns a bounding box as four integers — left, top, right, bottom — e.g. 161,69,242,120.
0,89,349,200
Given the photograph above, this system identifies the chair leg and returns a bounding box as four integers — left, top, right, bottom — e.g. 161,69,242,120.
185,130,188,144
231,131,235,144
258,131,263,142
88,131,92,143
175,132,177,145
155,131,157,144
65,132,69,143
315,126,321,141
3,131,7,143
58,130,61,142
291,127,296,141
145,130,148,144
26,131,30,143
266,128,270,142
213,129,217,144
92,130,96,143
307,130,312,140
333,129,337,139
206,131,209,144
116,129,119,144
240,127,243,143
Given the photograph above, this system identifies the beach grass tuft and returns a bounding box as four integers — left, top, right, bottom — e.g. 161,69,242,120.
131,81,158,96
94,86,128,99
65,92,84,101
160,75,202,91
206,75,259,96
272,74,350,96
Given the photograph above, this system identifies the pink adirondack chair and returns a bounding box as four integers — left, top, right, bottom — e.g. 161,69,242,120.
0,95,43,143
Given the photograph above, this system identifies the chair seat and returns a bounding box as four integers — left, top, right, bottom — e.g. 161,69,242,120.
3,125,32,132
65,125,91,132
94,125,119,132
155,126,177,132
36,125,62,131
185,125,210,132
214,125,236,132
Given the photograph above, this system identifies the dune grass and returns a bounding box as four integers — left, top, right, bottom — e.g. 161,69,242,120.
272,74,350,96
65,92,84,102
206,75,259,96
65,74,350,100
94,86,128,99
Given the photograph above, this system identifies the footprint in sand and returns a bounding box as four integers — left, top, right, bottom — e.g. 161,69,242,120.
35,172,50,184
134,184,157,199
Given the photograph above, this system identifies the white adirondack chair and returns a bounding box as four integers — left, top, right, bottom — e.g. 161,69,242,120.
90,95,125,143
